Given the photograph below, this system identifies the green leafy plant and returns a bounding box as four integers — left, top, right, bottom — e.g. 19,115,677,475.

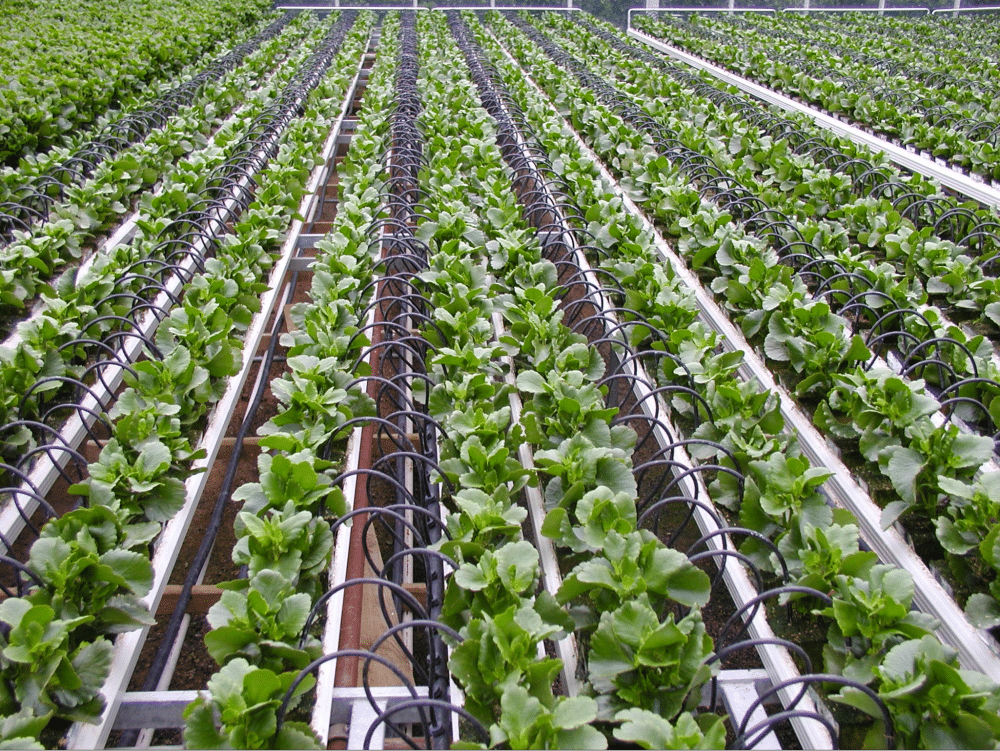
834,636,1000,749
183,657,321,749
588,594,715,719
0,600,112,724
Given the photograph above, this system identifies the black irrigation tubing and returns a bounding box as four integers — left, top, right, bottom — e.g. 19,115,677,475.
450,11,753,562
0,13,298,245
458,3,800,667
302,15,461,748
468,18,906,744
579,18,1000,259
0,13,359,570
512,15,1000,447
652,15,1000,159
372,16,453,743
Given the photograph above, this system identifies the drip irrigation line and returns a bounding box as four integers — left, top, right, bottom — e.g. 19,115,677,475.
115,267,298,747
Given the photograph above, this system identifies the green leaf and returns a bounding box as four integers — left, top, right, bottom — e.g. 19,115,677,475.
644,548,710,608
552,695,598,730
138,440,171,475
516,370,548,394
69,639,113,696
881,500,912,530
274,722,323,750
182,700,228,749
829,687,883,719
100,549,153,597
495,541,539,595
555,724,607,750
965,594,1000,629
454,564,489,592
883,446,924,504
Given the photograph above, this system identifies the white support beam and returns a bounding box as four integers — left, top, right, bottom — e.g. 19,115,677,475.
932,4,1000,12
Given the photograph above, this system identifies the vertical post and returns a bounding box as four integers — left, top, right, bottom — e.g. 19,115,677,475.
803,0,810,10
645,0,660,8
878,0,885,14
728,0,735,12
952,0,961,14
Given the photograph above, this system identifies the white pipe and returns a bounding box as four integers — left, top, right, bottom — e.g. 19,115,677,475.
932,4,1000,12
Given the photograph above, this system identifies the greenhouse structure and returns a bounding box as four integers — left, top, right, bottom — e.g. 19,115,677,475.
1,0,1000,747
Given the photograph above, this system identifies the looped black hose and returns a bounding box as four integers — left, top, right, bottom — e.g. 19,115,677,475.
719,585,833,651
16,443,90,488
274,649,425,738
364,698,488,750
330,467,422,514
689,526,789,585
637,494,725,547
688,547,766,610
0,556,47,597
705,636,814,713
735,673,896,749
0,485,57,540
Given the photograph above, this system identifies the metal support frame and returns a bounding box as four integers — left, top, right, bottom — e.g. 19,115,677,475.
628,3,945,15
278,3,577,9
627,6,775,26
278,5,429,9
782,5,930,11
431,4,579,9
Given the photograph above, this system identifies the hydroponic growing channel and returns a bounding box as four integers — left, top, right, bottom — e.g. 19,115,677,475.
3,1,1000,749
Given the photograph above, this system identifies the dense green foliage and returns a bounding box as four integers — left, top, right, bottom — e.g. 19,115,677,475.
0,0,270,164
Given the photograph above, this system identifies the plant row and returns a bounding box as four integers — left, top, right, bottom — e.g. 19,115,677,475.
514,10,1000,629
184,11,385,748
632,13,1000,180
0,11,293,245
573,15,1000,334
736,11,1000,95
0,13,320,332
0,12,337,452
721,12,1000,111
0,12,367,748
811,12,1000,81
485,11,1000,747
0,0,272,165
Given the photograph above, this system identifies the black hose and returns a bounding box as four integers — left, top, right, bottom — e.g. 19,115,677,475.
116,271,296,747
